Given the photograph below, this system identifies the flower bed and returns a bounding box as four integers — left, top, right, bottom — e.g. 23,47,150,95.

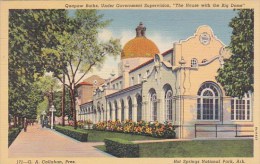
77,119,93,129
93,120,176,139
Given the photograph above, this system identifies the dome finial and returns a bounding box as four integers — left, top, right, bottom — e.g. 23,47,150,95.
136,22,146,37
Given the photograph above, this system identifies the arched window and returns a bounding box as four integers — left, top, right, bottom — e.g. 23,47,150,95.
101,108,104,122
114,101,118,120
231,93,252,121
93,109,97,123
149,89,157,121
121,100,124,121
191,58,198,67
137,95,142,122
98,109,101,122
128,97,132,120
197,82,221,120
97,102,101,122
109,102,112,120
165,90,173,121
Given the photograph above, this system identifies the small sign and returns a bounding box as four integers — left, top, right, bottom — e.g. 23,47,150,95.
199,32,211,45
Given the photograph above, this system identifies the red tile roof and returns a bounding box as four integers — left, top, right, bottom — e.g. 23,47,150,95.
78,81,92,85
75,81,93,88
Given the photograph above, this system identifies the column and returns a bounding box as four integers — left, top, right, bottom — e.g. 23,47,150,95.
112,109,115,121
125,106,129,121
105,109,107,122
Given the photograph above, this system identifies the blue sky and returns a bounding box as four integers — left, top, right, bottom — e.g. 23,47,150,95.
98,10,237,48
76,10,238,79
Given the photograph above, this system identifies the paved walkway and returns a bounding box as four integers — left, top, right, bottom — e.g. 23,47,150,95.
8,124,113,157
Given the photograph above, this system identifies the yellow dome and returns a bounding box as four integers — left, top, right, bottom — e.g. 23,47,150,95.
121,22,160,59
121,37,159,59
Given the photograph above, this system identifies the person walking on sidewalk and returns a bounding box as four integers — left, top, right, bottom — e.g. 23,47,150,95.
24,118,28,132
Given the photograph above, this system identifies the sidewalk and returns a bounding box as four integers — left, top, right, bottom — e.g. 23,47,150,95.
8,124,113,157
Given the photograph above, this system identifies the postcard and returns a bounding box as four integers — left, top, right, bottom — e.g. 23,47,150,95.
0,0,259,164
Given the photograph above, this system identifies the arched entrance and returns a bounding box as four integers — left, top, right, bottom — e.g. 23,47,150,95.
114,101,118,120
121,99,125,121
137,95,142,122
128,97,132,120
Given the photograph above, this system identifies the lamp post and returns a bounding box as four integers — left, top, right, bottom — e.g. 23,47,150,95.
49,105,56,129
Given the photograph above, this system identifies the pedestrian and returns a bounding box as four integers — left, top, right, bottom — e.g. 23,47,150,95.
45,119,48,128
24,119,28,132
41,119,44,128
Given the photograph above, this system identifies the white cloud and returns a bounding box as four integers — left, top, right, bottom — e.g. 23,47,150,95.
98,29,113,42
118,30,135,46
149,32,177,53
86,56,120,79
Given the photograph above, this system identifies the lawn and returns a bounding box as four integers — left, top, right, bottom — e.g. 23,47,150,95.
57,126,159,142
84,129,160,142
95,139,253,157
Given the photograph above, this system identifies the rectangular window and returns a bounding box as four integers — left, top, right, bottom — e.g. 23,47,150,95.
202,98,213,120
199,98,216,120
197,98,201,120
231,96,251,121
152,102,157,121
215,99,219,120
231,100,234,120
166,99,173,121
113,84,115,89
247,100,250,120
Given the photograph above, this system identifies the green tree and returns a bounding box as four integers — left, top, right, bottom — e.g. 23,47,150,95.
9,81,43,126
9,10,67,126
9,10,67,84
216,9,254,98
37,98,48,118
53,88,72,120
43,10,121,129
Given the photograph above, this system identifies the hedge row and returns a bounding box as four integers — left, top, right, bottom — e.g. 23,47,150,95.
104,138,139,157
8,127,22,147
55,125,88,142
